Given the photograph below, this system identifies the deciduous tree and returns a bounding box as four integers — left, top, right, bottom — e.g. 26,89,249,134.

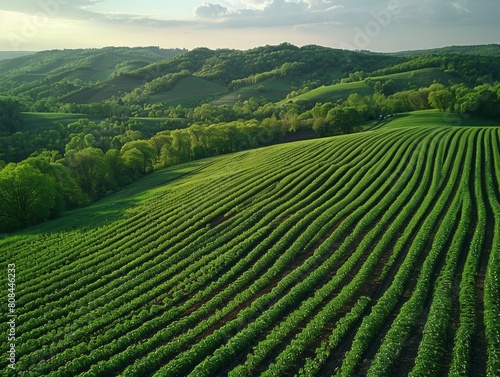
0,164,56,230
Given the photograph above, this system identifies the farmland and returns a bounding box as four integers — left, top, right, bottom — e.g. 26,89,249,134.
1,113,499,376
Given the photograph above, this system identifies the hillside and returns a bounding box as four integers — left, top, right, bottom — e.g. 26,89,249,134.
1,44,499,111
0,47,184,76
1,112,499,376
287,67,461,105
0,51,37,61
59,44,401,105
0,47,185,102
391,44,500,57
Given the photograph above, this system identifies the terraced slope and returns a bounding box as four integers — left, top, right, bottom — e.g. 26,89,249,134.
1,123,499,377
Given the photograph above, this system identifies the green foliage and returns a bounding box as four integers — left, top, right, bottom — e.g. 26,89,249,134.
0,163,56,230
121,140,156,174
372,52,500,84
65,147,111,199
313,106,363,136
0,98,23,135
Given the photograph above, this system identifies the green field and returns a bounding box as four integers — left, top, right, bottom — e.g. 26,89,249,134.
1,113,499,376
212,78,295,106
385,110,500,128
290,68,459,104
149,76,227,107
19,112,104,130
19,112,189,135
290,80,373,104
61,76,145,104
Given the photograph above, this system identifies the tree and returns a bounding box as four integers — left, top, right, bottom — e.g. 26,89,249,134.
0,164,56,230
381,79,397,96
428,88,453,111
0,98,22,135
150,132,173,166
408,89,430,110
23,152,88,215
120,140,156,173
105,149,130,186
121,148,146,175
65,148,110,199
326,107,364,135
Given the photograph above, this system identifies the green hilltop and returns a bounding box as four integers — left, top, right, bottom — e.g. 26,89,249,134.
1,43,499,111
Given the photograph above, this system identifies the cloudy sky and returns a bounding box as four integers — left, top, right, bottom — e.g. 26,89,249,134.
0,0,498,52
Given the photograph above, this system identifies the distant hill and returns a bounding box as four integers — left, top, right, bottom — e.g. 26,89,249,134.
288,67,461,105
0,44,499,109
0,46,185,75
0,51,37,61
0,46,186,101
390,44,500,57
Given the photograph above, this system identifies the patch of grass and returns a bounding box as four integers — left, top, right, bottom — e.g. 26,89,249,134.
289,68,459,105
290,80,372,104
20,112,104,130
370,67,460,89
61,76,144,104
212,78,294,106
149,76,227,106
382,109,500,128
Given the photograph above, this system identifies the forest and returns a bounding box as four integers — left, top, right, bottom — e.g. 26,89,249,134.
1,43,500,231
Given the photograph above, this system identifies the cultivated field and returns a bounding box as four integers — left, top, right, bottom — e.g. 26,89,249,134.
1,116,499,376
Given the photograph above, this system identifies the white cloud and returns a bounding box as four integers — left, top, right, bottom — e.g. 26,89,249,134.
194,2,229,18
222,0,268,10
450,1,469,13
192,0,343,28
0,0,498,52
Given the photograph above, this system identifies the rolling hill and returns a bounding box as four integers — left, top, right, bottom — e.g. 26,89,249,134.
0,47,185,101
288,67,461,105
1,111,499,376
1,44,499,111
390,43,500,57
0,51,37,61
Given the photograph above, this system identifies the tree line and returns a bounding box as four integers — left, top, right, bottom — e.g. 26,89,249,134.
0,115,286,231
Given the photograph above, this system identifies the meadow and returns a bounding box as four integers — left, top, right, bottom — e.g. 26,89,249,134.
1,111,499,376
289,68,459,105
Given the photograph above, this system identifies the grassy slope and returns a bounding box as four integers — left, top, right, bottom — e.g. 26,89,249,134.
62,76,226,105
19,112,104,130
149,76,227,107
289,68,459,104
61,76,145,103
212,78,296,106
1,111,499,376
1,160,208,237
384,109,500,128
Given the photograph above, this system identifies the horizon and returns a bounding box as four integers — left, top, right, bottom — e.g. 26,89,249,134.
1,41,499,55
1,1,499,53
